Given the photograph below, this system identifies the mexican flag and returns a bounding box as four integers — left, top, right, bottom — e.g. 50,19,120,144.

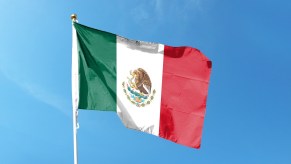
72,23,212,148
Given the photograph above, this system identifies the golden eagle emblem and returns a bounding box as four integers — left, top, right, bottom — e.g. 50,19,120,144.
122,68,156,107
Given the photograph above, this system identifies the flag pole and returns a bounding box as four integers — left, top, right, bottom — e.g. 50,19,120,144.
71,13,79,164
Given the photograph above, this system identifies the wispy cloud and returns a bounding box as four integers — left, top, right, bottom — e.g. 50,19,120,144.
131,5,151,22
0,67,71,117
131,0,204,24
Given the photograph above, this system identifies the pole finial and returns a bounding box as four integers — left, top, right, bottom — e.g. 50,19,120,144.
71,14,77,22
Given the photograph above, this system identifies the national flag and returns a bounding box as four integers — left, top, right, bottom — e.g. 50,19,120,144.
72,22,212,148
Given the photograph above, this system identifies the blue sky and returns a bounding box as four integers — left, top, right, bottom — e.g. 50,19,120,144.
1,0,291,163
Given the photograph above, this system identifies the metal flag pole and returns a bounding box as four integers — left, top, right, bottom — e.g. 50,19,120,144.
71,13,79,164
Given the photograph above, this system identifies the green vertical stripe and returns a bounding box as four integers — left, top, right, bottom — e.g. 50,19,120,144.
74,23,116,111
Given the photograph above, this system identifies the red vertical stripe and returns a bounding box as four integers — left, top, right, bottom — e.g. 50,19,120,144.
159,46,212,148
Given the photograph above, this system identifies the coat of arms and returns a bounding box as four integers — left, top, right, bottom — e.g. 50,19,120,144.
122,68,156,107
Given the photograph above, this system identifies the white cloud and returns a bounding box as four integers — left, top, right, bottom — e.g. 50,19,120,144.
131,5,150,22
130,0,204,24
0,66,71,117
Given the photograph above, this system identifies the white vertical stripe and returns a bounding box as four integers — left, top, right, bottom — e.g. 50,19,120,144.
116,36,164,136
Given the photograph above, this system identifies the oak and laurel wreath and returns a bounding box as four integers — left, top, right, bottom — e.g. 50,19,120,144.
122,82,156,107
